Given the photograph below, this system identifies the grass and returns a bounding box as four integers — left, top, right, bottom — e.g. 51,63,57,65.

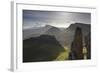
55,46,88,60
55,46,70,61
83,47,87,59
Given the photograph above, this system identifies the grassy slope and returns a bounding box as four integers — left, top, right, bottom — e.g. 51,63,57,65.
23,35,66,62
55,47,70,60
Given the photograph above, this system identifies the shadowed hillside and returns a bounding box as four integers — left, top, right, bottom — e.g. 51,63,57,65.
23,35,65,62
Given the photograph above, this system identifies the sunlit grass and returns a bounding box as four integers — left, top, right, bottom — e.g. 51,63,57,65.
55,46,88,60
83,47,87,59
55,46,69,61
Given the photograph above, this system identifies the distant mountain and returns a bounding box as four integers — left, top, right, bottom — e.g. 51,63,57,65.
44,25,53,29
23,25,53,40
23,35,65,62
44,26,61,35
43,25,67,47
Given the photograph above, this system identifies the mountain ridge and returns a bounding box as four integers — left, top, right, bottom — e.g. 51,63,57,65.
23,23,91,49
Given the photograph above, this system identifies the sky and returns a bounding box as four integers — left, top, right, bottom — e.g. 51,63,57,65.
23,10,91,29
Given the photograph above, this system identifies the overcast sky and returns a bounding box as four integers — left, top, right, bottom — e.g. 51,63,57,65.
23,10,91,29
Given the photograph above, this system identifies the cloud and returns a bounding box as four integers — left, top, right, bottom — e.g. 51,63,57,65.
23,10,91,29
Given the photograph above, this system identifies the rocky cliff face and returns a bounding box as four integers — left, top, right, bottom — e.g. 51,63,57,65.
65,23,90,48
69,27,84,60
85,32,91,59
